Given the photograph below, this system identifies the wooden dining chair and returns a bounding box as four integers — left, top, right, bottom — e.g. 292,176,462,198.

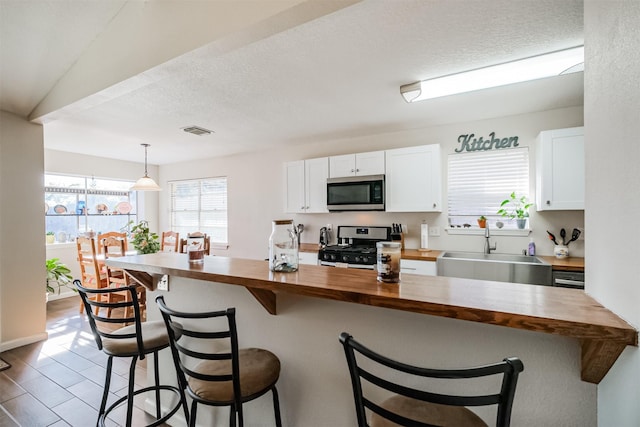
96,231,128,253
102,236,145,319
76,236,108,314
161,231,180,252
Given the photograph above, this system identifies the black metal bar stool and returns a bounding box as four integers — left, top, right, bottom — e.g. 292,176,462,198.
156,295,282,427
339,332,524,427
74,280,189,426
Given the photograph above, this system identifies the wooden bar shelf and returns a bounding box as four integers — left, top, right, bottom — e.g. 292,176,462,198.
109,253,637,385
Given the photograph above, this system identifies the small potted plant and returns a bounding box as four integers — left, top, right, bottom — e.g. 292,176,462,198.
128,220,160,254
477,216,487,228
46,258,74,299
46,231,55,244
497,192,533,229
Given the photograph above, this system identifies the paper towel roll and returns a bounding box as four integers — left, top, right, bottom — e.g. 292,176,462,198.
420,223,429,250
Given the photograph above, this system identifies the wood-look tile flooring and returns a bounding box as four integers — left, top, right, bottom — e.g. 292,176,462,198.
0,297,174,427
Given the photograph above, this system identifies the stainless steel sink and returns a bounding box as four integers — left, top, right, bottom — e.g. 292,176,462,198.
437,251,552,286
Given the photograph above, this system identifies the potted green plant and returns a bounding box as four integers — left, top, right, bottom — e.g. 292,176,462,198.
497,192,533,229
477,216,487,228
46,231,55,244
46,258,74,296
128,220,160,254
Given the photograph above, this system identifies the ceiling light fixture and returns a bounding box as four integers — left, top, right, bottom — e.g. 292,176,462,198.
131,143,161,191
400,45,584,103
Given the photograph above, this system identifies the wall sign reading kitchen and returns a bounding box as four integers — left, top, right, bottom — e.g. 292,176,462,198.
455,132,519,153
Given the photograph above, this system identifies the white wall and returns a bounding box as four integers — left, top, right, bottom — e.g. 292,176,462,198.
159,106,584,259
585,1,640,426
0,111,47,351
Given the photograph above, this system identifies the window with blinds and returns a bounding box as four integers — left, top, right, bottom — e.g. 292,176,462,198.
170,177,228,244
447,148,529,228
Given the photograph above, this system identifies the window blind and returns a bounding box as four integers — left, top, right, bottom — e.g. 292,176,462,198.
170,177,228,244
448,148,529,227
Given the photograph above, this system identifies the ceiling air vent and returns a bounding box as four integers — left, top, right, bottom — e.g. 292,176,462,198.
182,126,214,136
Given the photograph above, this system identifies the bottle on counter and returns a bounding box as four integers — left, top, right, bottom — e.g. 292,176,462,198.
269,219,299,272
528,238,536,256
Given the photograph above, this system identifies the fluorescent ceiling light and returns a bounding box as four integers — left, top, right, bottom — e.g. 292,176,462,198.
400,46,584,103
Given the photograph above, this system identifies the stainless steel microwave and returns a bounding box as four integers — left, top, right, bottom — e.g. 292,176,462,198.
326,174,385,211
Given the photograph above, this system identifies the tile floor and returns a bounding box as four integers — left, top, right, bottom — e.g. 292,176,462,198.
0,297,175,427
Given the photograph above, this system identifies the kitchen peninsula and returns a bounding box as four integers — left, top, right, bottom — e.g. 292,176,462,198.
110,253,635,385
106,253,636,425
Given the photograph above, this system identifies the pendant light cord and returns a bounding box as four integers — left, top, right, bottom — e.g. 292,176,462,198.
142,143,150,177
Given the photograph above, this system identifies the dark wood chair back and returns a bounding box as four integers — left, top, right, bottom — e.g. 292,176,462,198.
156,296,282,427
339,332,524,427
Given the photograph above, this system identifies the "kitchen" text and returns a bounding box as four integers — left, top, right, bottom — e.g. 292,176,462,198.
455,132,519,153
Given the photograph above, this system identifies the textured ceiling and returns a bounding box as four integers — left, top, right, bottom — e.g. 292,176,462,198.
0,0,584,165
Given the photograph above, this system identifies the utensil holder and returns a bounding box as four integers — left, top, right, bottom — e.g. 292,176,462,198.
554,245,569,259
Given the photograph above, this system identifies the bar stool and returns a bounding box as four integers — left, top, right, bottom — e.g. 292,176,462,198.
156,295,282,427
339,332,524,427
74,280,189,426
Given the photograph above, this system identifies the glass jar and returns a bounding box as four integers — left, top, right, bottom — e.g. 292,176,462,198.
187,234,205,263
377,241,401,283
269,220,299,272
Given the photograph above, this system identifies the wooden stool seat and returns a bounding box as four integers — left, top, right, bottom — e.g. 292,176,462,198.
189,348,280,403
372,396,487,427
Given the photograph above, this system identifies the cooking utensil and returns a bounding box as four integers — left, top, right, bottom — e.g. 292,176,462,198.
566,228,581,246
546,230,558,245
560,228,567,245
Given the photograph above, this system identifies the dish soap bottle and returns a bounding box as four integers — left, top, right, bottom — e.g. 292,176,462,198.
528,238,536,256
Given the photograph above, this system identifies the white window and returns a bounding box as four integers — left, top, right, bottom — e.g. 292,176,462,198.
447,148,529,228
45,174,137,240
170,177,228,244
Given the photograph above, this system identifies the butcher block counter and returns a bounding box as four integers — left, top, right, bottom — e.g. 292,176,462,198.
109,253,633,385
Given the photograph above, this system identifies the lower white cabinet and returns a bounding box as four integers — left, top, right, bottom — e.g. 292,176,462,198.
385,144,442,212
299,251,319,265
400,259,436,276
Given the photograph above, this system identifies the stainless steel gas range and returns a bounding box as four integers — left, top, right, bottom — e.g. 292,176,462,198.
317,225,391,269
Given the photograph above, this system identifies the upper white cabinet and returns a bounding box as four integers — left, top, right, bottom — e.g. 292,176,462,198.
536,127,584,211
329,150,385,178
285,157,329,213
385,144,441,212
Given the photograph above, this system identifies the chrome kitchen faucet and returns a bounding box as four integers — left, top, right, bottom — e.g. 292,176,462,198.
484,227,497,254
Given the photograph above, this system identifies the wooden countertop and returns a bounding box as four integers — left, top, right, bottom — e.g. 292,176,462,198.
109,253,635,384
539,256,585,271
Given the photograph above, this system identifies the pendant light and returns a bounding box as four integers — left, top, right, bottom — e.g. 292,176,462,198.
131,143,161,191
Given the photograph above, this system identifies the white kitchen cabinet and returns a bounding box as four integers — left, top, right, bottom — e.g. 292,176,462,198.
299,251,319,265
401,259,436,276
329,150,385,178
536,127,584,210
284,157,329,213
385,144,442,212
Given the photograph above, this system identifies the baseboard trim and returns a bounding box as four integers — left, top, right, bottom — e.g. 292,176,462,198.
0,332,49,352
